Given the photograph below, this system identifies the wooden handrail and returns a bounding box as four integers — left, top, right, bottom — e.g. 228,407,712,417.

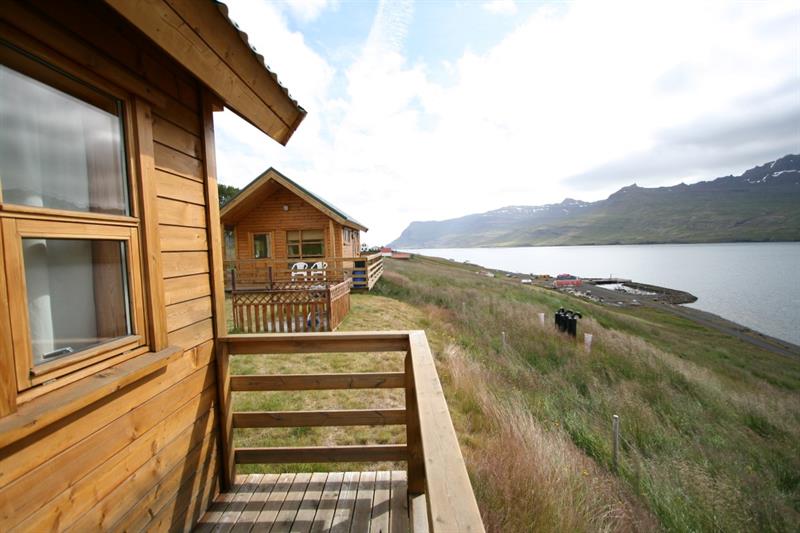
408,331,484,531
216,331,485,532
224,253,384,291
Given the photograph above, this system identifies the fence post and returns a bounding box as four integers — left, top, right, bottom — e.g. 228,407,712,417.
326,285,333,331
612,414,620,471
501,331,507,350
230,268,236,291
405,351,425,495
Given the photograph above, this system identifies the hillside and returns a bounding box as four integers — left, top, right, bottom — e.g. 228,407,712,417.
370,256,800,531
389,154,800,248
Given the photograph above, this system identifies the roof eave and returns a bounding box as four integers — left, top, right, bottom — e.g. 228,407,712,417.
103,0,305,145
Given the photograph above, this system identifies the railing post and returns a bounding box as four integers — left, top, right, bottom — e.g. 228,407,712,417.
405,351,425,495
230,268,236,292
325,285,333,331
215,340,235,490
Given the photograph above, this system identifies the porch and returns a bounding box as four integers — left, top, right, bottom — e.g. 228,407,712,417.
225,253,385,292
198,470,414,532
202,331,484,532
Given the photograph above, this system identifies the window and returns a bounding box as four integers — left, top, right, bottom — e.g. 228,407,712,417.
287,229,324,260
252,233,271,259
224,227,236,260
0,44,146,391
343,228,351,243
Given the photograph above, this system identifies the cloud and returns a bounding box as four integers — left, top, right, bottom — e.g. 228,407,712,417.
284,0,337,22
216,0,800,245
482,0,517,15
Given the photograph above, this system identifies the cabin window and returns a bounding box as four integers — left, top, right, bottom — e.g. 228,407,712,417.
343,228,351,243
252,233,271,259
0,44,147,392
224,227,236,260
22,239,132,366
0,61,129,215
287,229,325,259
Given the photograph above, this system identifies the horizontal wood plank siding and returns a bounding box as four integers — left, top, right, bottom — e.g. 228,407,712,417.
233,184,344,262
1,2,220,532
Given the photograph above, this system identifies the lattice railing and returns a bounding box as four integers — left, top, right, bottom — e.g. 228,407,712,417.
231,280,351,333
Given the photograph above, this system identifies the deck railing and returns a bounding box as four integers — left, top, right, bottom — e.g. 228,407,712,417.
224,253,384,291
230,280,351,333
216,331,484,532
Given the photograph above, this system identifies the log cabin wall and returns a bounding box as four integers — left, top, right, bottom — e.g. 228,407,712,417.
1,1,220,530
233,184,348,262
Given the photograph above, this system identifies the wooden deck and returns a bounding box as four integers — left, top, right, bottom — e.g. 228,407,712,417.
196,471,416,532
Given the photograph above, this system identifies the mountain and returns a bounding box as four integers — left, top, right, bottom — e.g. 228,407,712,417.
389,155,800,248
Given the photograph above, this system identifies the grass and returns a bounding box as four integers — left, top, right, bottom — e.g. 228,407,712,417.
372,256,800,532
226,255,800,531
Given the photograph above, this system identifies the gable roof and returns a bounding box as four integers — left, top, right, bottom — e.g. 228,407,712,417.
220,168,368,232
103,0,305,145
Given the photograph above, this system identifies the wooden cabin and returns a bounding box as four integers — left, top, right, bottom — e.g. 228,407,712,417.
221,168,366,265
221,168,383,290
0,1,483,532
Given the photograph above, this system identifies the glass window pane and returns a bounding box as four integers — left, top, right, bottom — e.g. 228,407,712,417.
287,244,301,258
302,242,324,257
224,229,236,260
253,234,269,259
0,63,129,215
22,238,132,366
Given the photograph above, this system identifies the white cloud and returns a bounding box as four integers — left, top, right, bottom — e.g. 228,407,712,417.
482,0,517,15
216,0,800,246
284,0,336,22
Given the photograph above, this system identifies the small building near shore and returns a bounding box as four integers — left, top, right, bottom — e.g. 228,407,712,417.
554,273,583,288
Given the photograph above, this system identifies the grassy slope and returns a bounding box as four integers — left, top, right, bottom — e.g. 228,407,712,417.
226,256,800,531
372,256,800,532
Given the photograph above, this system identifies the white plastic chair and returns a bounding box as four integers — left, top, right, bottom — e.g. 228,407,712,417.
309,261,328,281
290,262,309,280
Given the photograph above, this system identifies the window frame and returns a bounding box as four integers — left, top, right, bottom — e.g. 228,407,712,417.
0,44,152,394
286,229,325,261
250,231,272,259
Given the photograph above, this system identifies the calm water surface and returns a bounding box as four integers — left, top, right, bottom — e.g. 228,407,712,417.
408,243,800,346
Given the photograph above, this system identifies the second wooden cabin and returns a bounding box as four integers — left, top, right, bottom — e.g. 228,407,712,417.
220,167,383,290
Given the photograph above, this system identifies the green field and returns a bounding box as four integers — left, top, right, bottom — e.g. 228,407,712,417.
230,256,800,531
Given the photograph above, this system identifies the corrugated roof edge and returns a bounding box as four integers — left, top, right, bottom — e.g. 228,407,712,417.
214,0,306,116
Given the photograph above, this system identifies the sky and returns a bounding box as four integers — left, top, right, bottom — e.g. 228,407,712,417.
215,0,800,246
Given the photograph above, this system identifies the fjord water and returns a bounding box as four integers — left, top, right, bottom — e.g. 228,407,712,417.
408,242,800,346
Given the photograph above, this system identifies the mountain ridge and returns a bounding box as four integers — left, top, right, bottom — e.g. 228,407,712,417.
389,154,800,248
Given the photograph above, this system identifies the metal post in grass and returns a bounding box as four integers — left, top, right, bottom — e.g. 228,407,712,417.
501,331,507,350
612,414,620,471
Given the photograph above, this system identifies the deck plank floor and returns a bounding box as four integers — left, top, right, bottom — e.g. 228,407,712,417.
195,471,409,533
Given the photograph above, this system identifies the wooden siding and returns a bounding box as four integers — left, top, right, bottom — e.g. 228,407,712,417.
1,1,219,531
233,185,347,262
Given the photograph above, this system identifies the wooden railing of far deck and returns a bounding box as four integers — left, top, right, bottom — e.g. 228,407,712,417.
216,331,484,532
230,280,350,333
224,253,384,291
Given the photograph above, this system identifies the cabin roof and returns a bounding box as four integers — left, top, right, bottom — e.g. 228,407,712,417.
104,0,305,145
220,168,368,232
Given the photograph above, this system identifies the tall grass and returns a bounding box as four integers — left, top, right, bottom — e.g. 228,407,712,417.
374,256,800,532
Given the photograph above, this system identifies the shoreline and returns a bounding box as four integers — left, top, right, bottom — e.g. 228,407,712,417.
472,262,800,360
398,240,800,250
564,279,800,359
